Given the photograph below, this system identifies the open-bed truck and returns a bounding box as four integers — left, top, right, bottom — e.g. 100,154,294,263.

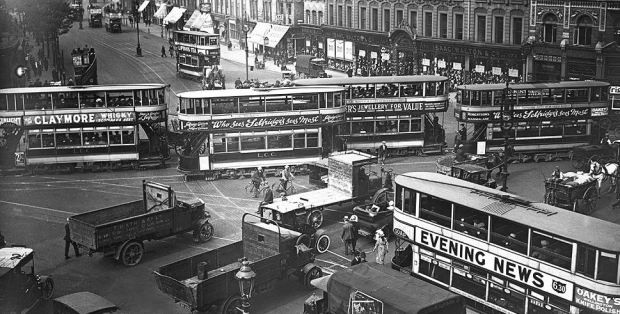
153,213,323,313
69,181,214,266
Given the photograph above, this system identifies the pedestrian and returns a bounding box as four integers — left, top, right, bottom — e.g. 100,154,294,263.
370,229,388,265
169,45,174,58
43,57,48,71
601,132,612,146
161,45,167,57
349,215,359,254
64,219,81,259
341,216,354,255
459,124,467,142
378,141,388,166
350,251,366,266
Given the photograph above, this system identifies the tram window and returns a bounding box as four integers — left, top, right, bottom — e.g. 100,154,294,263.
0,94,7,110
418,254,450,285
453,205,488,240
460,91,470,105
52,92,78,109
307,133,319,147
600,86,609,101
240,136,265,150
402,83,422,97
516,123,539,138
597,251,619,283
226,136,240,152
265,96,289,112
83,132,97,145
548,295,571,313
530,233,572,270
334,92,342,107
564,121,587,136
107,92,134,107
121,130,134,144
293,134,305,148
41,133,55,148
399,120,410,132
490,216,527,254
325,93,335,108
294,94,318,110
402,188,415,215
566,88,589,103
56,132,80,147
576,244,596,278
541,122,562,137
351,121,374,134
25,93,52,110
212,98,237,114
180,98,189,113
437,81,445,95
452,261,487,299
425,82,437,97
80,92,105,108
28,134,42,148
212,134,226,153
189,99,201,114
411,119,421,132
489,281,526,313
376,120,391,133
419,193,451,227
377,84,397,98
239,97,263,113
109,131,122,145
267,135,292,149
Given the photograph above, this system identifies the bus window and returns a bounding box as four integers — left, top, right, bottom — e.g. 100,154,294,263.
402,188,415,215
307,133,319,147
453,205,488,240
110,131,122,145
566,88,589,103
351,121,374,134
489,279,526,313
399,120,410,132
490,216,527,254
53,92,79,109
597,251,619,283
226,136,240,152
267,135,292,149
240,135,265,150
530,232,572,270
452,261,487,299
28,133,42,148
212,134,226,153
25,93,52,110
425,82,437,97
419,253,450,285
79,91,105,108
265,96,289,112
418,193,451,227
42,132,55,148
240,97,263,113
212,98,237,114
56,132,81,147
121,130,135,144
107,91,133,107
576,244,596,278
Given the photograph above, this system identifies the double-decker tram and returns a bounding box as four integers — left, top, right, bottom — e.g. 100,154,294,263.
0,84,169,172
173,86,346,178
391,172,620,314
456,80,610,161
295,75,449,155
173,30,220,82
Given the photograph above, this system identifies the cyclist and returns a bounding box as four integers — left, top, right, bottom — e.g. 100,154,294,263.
280,165,295,193
251,167,266,198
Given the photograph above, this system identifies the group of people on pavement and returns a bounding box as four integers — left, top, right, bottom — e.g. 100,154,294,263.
341,214,389,266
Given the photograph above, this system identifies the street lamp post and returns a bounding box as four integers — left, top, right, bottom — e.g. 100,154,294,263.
134,1,143,57
243,24,249,81
500,81,512,191
235,258,256,314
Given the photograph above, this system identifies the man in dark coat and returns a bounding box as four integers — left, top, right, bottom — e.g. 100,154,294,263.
341,216,354,255
64,219,81,259
349,215,359,253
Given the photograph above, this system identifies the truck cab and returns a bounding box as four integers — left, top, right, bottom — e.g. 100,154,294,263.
0,247,54,312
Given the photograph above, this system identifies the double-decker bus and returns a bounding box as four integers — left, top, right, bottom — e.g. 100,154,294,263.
295,75,449,155
0,84,169,172
391,171,620,314
172,30,220,82
71,46,97,85
173,86,346,178
456,80,610,161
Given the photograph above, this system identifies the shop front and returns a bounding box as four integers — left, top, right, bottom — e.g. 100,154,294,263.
322,26,391,76
291,25,324,58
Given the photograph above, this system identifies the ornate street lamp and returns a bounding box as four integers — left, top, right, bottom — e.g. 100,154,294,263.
134,1,143,57
242,24,250,81
235,258,256,314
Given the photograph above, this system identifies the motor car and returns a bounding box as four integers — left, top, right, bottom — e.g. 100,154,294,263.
53,291,118,314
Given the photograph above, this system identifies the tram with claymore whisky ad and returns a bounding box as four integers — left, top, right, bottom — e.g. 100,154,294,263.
0,84,169,172
172,86,347,179
391,172,620,314
295,75,449,156
455,80,610,162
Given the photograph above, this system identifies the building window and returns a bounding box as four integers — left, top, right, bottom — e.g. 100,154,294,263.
329,5,334,25
494,16,504,43
318,11,323,24
512,17,522,45
338,5,343,27
306,10,310,23
312,11,317,24
454,13,463,39
424,11,432,37
372,8,378,31
477,15,486,42
410,11,417,30
439,13,447,38
347,6,352,27
384,9,390,32
360,7,367,29
396,10,404,26
543,14,557,43
574,15,593,46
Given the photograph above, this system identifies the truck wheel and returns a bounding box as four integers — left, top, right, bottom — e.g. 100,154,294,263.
296,234,311,248
121,241,144,266
307,210,323,229
196,222,214,242
303,266,323,288
315,234,330,254
221,295,242,314
40,277,55,299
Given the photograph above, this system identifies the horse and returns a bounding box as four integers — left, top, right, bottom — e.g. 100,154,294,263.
590,160,619,194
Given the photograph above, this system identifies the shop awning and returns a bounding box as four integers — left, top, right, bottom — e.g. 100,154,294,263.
153,3,167,19
248,22,272,45
163,7,186,25
182,10,201,30
137,0,150,12
197,14,214,33
265,24,289,48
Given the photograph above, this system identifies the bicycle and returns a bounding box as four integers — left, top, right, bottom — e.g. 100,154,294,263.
245,180,269,198
272,178,296,196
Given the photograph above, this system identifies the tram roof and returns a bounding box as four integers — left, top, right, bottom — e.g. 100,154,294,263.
294,75,448,86
173,29,218,36
456,80,610,91
178,86,346,98
395,172,620,251
0,84,168,95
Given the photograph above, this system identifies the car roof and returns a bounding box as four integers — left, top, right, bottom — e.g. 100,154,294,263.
53,291,118,314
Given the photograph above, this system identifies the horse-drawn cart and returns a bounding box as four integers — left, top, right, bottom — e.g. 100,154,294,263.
570,144,616,171
544,176,598,214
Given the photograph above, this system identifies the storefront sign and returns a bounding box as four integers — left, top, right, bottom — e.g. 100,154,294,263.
137,111,166,122
381,52,390,61
422,58,430,66
0,117,22,126
335,39,344,60
344,41,354,61
509,68,519,77
370,51,377,59
416,228,574,301
418,42,520,60
575,287,620,314
492,67,502,76
306,39,311,47
475,65,485,73
591,107,609,117
181,113,344,131
358,50,366,57
24,112,135,126
177,45,198,54
327,38,335,59
610,86,620,95
437,60,446,69
453,62,462,70
534,54,562,63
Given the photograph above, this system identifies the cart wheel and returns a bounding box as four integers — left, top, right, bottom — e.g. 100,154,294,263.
196,222,214,242
307,210,324,229
582,186,598,214
296,234,311,248
221,295,242,314
40,277,54,300
303,266,323,288
315,234,330,254
121,241,144,266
